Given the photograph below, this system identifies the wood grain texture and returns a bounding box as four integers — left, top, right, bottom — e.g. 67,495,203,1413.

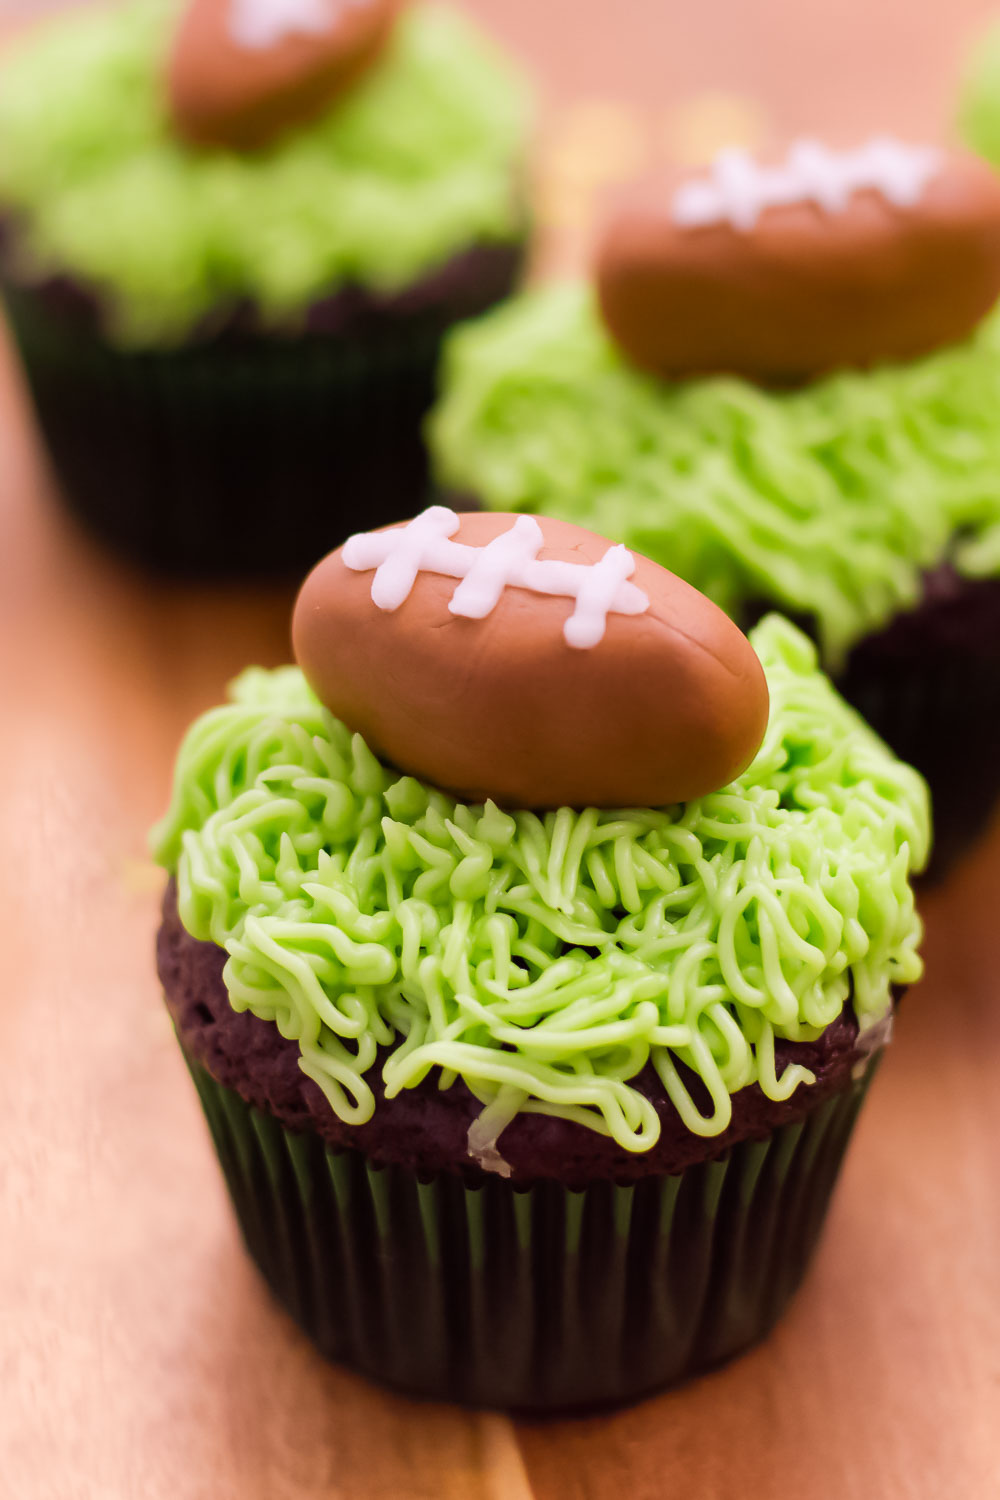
3,3,1000,1497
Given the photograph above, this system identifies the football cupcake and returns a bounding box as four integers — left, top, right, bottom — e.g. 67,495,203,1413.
0,0,529,572
152,504,928,1410
429,138,1000,876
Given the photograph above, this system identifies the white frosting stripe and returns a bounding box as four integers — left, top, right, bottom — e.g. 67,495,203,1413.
672,136,943,233
345,505,460,610
560,544,644,649
448,515,544,619
228,0,354,52
341,507,650,649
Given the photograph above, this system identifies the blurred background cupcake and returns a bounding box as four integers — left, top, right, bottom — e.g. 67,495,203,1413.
152,506,928,1410
429,138,1000,877
0,0,531,573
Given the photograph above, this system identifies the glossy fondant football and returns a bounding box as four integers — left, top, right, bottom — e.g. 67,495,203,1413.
292,507,769,809
168,0,399,151
596,139,1000,383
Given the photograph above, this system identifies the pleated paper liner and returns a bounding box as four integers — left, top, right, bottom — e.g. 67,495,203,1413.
834,568,1000,881
183,1046,879,1412
0,243,521,577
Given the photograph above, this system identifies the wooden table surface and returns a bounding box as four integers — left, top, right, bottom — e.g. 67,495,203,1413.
4,3,1000,1497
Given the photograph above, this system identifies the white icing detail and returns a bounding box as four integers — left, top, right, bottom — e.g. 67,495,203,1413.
228,0,342,52
447,514,545,620
672,136,943,233
342,506,650,649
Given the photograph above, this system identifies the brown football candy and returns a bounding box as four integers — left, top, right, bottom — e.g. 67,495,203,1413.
292,507,770,810
168,0,400,151
596,139,1000,383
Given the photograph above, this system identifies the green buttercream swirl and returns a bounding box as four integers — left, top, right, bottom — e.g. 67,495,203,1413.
151,617,927,1155
0,1,528,345
428,282,1000,666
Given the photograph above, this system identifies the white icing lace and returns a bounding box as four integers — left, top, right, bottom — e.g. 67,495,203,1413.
228,0,368,51
672,136,943,232
342,506,650,649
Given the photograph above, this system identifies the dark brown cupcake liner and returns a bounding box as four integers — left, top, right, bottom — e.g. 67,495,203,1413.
0,241,522,575
834,566,1000,881
182,1043,879,1411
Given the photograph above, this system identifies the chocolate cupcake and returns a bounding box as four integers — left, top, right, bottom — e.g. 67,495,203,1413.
0,0,529,572
151,504,928,1410
428,138,1000,876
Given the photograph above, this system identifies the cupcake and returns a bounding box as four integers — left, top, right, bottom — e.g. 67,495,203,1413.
0,0,529,572
428,137,1000,876
151,503,928,1410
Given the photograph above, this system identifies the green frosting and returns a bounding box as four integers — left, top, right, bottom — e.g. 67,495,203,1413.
151,616,927,1158
960,25,1000,171
0,1,528,345
428,282,1000,666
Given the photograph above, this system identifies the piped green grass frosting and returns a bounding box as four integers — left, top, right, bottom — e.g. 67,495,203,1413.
0,1,528,345
428,282,1000,666
152,615,927,1156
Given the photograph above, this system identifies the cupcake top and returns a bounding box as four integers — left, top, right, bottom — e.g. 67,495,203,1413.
429,138,1000,667
152,508,928,1168
0,0,528,344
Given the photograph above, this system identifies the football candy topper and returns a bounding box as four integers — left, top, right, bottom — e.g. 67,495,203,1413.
293,507,769,810
168,0,400,150
597,137,1000,383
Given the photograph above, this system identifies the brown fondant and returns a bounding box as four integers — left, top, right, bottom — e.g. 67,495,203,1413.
595,148,1000,383
167,0,399,152
292,511,769,809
